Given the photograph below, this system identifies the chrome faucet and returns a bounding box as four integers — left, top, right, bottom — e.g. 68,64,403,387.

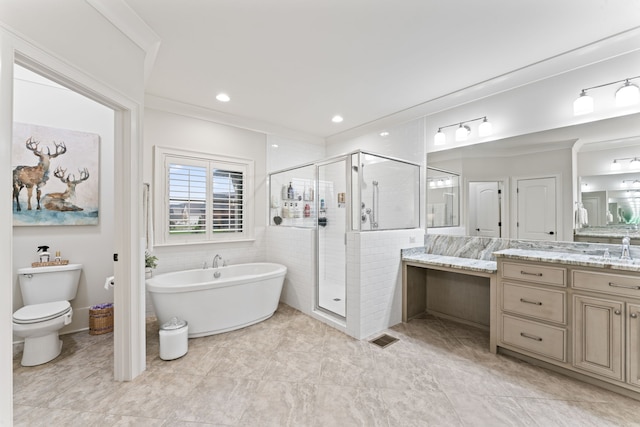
621,236,632,260
213,254,224,268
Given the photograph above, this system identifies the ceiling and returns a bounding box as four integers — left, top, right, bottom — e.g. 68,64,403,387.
124,0,640,139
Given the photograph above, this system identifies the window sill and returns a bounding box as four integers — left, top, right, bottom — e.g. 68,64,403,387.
153,238,256,248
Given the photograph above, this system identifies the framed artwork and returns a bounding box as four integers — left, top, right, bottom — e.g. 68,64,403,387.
12,122,100,226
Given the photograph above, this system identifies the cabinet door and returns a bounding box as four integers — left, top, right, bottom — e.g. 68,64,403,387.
628,303,640,388
573,295,623,381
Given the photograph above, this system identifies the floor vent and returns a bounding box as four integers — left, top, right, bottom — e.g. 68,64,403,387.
369,334,399,349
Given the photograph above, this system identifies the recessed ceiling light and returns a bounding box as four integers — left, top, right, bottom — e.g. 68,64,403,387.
380,131,390,137
331,115,343,123
216,93,230,102
271,144,279,148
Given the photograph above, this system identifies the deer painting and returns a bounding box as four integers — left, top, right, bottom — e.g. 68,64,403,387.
42,167,90,212
12,137,67,211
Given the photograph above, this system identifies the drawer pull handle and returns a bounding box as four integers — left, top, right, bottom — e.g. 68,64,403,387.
614,309,621,315
520,298,542,306
520,271,543,277
520,332,542,342
631,313,638,319
608,282,640,290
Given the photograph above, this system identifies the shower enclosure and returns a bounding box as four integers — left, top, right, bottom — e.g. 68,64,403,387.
269,150,420,319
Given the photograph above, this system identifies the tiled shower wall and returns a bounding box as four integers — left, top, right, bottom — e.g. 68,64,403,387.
266,226,315,315
346,228,424,339
267,224,424,340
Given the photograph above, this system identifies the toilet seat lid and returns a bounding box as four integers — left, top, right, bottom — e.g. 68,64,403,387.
13,301,71,324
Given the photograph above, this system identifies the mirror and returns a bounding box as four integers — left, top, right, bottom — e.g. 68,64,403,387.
428,113,640,241
427,167,460,227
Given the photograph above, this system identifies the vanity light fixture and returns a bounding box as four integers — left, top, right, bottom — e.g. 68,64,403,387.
455,124,471,141
573,75,640,116
622,179,640,188
379,131,390,137
616,79,640,107
216,93,231,102
611,157,640,170
433,116,492,145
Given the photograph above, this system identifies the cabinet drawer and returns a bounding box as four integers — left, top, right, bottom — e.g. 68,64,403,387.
501,315,566,362
502,262,566,287
573,270,640,298
502,282,566,324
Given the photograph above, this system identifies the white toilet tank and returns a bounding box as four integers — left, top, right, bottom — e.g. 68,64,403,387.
17,264,83,305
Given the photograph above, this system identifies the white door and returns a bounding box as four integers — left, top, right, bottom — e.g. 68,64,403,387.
517,177,557,241
469,181,502,237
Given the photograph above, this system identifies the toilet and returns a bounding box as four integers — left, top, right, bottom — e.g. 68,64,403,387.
12,263,83,366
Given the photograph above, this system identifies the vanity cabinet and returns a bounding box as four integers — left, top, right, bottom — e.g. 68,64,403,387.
572,294,623,381
628,303,640,387
571,269,640,389
497,257,640,398
498,261,568,364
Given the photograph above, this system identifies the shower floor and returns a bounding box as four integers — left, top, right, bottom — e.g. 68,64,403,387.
318,280,346,317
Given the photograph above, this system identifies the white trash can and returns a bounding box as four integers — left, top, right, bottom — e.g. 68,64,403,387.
159,317,188,360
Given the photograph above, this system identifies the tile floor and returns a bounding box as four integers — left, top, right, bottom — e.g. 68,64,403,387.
13,303,640,426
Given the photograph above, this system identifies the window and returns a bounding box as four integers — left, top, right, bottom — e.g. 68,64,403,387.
155,147,254,244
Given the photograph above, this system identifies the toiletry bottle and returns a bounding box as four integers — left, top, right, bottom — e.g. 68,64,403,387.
282,202,289,218
304,203,311,218
287,182,294,199
281,184,288,200
37,245,50,263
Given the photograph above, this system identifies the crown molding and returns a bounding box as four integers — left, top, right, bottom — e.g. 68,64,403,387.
145,94,325,145
86,0,161,85
326,25,640,145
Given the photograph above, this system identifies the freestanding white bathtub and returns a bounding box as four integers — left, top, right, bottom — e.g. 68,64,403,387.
146,263,287,337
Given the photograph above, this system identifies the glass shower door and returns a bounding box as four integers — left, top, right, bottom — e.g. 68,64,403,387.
317,159,347,318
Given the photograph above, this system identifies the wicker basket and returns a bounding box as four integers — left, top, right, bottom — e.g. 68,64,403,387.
89,305,114,335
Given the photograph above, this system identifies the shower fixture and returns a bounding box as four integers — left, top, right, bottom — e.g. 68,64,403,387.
369,181,379,229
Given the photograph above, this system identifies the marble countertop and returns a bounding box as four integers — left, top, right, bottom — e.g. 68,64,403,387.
402,253,497,274
574,227,640,239
494,248,640,273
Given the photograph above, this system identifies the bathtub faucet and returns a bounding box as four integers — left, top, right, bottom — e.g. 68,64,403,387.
213,254,224,268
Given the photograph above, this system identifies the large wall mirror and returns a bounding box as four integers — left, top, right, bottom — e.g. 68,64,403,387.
577,124,640,243
426,167,459,228
428,113,640,242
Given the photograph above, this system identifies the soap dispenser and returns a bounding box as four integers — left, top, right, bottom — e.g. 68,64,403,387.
37,245,50,263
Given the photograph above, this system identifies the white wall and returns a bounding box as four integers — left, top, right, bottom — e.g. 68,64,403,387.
143,108,268,281
267,134,325,173
1,1,147,420
424,50,640,155
12,66,116,336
